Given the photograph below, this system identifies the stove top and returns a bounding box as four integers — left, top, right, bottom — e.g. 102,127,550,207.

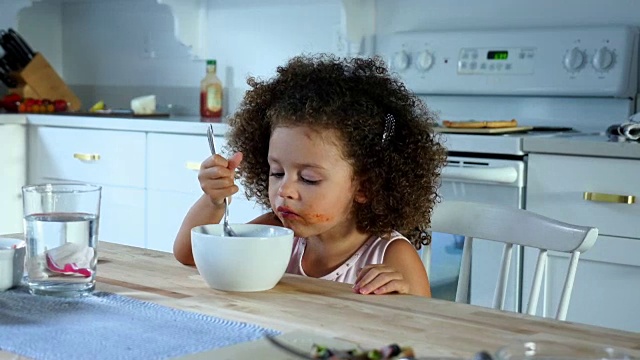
522,132,640,160
439,130,583,156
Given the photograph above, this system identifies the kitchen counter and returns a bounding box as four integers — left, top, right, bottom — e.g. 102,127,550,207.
0,113,229,135
2,241,638,359
0,114,27,125
3,113,640,158
523,133,640,159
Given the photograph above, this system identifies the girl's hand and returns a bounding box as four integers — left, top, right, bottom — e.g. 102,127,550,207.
353,264,410,295
198,152,243,206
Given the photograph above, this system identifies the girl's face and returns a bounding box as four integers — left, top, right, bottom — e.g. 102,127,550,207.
268,126,363,238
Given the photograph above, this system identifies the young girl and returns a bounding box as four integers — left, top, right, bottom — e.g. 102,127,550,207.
174,54,446,297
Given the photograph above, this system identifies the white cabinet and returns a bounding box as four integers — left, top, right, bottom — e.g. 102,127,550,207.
146,132,211,193
145,133,265,252
0,124,26,234
25,125,265,253
525,153,640,332
147,190,201,252
29,126,146,188
524,235,640,332
100,186,146,248
28,126,147,248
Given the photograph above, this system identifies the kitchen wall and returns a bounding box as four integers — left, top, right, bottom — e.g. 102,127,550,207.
12,0,344,116
5,0,640,116
375,0,640,34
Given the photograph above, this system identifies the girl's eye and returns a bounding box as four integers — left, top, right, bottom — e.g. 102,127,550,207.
269,172,284,178
301,177,320,185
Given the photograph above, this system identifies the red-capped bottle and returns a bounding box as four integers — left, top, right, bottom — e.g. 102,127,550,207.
200,59,223,122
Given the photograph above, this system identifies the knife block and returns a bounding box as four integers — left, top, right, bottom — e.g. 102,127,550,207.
9,53,81,111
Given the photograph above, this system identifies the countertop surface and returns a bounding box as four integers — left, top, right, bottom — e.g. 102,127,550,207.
3,113,640,159
0,113,229,136
0,114,28,125
2,241,638,359
523,133,640,159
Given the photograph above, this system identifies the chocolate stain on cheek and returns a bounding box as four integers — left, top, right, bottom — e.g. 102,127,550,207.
304,212,332,224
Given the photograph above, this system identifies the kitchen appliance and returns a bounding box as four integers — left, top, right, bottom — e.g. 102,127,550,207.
377,26,639,311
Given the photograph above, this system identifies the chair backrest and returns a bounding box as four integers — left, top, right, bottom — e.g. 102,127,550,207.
424,201,598,321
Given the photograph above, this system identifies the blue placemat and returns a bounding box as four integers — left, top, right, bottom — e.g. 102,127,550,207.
0,287,279,360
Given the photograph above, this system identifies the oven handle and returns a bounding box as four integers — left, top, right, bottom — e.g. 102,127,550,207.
441,166,519,184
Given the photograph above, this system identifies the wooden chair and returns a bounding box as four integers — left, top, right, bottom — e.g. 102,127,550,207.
423,201,598,320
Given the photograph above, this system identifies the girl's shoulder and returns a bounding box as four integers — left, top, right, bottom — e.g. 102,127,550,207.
372,230,411,248
359,231,411,264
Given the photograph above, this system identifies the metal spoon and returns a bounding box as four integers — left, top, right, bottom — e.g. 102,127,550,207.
207,124,237,237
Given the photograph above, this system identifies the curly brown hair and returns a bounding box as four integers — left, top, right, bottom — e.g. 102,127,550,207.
227,54,446,249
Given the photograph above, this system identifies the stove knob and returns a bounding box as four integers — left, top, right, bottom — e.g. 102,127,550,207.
592,47,615,71
415,50,434,71
392,51,410,71
563,47,586,72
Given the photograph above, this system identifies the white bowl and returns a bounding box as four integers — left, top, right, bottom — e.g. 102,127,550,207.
191,224,294,292
0,236,26,292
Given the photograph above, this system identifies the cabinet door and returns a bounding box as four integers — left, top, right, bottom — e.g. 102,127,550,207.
147,133,212,193
146,190,267,253
526,154,640,239
525,153,640,332
29,126,146,188
523,235,640,332
99,186,146,249
146,190,202,253
0,124,26,234
146,132,248,197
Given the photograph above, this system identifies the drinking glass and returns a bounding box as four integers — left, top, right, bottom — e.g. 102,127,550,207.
495,340,636,360
22,183,102,297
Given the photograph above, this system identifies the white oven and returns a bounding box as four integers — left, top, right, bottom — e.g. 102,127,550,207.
377,26,639,311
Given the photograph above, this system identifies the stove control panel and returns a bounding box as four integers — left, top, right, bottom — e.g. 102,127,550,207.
377,26,638,97
457,47,536,75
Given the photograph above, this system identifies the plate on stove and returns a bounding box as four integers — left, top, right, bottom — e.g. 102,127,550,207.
434,126,534,134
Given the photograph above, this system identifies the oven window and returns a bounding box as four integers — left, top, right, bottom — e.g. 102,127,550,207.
428,179,523,304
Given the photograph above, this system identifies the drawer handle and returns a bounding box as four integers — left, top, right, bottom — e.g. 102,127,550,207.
73,153,101,161
185,161,201,171
583,192,636,204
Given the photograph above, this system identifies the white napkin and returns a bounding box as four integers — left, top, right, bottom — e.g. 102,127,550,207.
606,121,640,141
27,243,94,279
620,122,640,140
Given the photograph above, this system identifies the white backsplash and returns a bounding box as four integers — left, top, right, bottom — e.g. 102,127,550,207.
4,0,640,116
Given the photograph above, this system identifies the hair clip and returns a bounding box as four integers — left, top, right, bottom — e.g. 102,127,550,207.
381,114,396,144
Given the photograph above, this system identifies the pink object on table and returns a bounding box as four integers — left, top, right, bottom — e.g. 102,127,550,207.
45,243,94,278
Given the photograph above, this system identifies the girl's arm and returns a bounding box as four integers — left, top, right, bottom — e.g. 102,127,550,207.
383,240,431,297
354,240,431,297
174,153,243,265
173,194,225,265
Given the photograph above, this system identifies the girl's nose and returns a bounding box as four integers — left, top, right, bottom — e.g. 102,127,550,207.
277,177,296,199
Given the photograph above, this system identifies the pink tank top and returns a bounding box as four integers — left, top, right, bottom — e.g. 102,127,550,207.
285,231,411,284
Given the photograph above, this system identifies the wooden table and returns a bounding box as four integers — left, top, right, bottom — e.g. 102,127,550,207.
2,242,640,359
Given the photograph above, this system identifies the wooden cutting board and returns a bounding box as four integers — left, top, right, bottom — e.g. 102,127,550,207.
434,126,533,134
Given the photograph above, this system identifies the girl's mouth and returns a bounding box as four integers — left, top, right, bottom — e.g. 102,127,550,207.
277,206,299,219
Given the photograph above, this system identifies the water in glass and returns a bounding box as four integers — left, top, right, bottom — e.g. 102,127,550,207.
25,212,98,296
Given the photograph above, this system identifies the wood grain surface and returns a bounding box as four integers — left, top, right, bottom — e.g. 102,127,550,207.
2,241,639,359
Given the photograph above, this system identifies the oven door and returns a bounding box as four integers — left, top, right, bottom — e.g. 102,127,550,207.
430,156,525,312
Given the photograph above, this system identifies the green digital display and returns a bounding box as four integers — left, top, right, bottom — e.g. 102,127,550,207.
487,51,509,60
